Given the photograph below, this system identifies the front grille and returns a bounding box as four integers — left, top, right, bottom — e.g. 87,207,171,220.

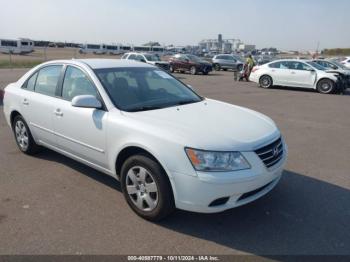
255,137,283,168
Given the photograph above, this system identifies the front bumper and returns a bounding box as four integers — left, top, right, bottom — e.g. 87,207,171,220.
171,145,287,213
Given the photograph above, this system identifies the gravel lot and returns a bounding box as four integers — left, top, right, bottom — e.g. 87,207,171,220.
0,69,349,256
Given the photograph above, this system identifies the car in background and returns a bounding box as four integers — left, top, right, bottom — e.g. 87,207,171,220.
3,59,287,221
254,55,275,66
339,57,350,69
313,59,350,89
121,52,170,71
212,54,244,71
249,59,343,94
169,54,212,75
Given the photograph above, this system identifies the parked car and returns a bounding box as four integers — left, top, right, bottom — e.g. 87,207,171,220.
121,52,169,71
169,54,213,75
249,59,343,94
3,59,287,221
339,57,350,69
312,59,350,89
212,54,244,71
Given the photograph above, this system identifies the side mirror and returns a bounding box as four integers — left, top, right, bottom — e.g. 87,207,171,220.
72,95,102,109
307,68,315,72
140,59,146,63
187,84,194,90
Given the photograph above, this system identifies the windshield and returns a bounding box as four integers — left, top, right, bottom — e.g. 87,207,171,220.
144,54,161,62
94,67,202,112
307,61,325,70
187,55,202,62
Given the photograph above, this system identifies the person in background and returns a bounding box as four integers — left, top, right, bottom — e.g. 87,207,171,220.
246,54,256,80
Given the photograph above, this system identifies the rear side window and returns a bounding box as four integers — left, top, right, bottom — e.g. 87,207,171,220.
62,66,98,101
128,54,137,60
35,66,62,96
24,72,38,91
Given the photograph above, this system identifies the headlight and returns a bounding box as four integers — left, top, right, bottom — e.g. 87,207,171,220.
185,148,251,172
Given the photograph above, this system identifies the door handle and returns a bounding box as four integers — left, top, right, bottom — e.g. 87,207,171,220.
54,109,63,117
22,99,29,105
291,71,296,74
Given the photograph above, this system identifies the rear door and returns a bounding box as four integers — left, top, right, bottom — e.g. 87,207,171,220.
53,65,108,168
267,61,291,86
20,65,63,146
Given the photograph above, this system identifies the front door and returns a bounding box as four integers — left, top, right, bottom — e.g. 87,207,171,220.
53,65,108,168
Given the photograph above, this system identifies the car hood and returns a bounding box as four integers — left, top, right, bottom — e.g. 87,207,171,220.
123,99,280,151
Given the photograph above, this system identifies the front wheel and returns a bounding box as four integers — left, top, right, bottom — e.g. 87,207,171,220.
169,65,175,73
121,154,175,221
317,79,335,94
190,66,197,75
259,75,273,88
12,115,40,155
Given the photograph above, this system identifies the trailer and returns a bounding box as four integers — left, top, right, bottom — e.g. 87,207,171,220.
79,44,107,54
0,38,34,54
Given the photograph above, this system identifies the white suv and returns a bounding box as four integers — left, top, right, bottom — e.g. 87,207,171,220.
3,59,287,221
121,52,170,71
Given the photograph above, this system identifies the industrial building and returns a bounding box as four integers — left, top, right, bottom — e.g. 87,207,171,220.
199,34,255,54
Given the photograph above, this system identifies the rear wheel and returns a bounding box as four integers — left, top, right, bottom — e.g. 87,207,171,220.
237,64,243,72
317,79,335,94
259,75,273,88
190,66,197,75
12,115,40,155
121,154,175,221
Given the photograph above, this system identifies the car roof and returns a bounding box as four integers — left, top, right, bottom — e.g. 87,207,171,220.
51,59,155,69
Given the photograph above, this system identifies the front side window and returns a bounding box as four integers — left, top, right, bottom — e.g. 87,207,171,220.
35,65,62,96
95,67,202,112
62,66,98,101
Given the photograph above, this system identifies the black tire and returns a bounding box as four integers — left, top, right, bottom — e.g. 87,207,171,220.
190,66,197,75
203,71,209,75
169,65,175,73
223,68,228,71
237,64,243,72
259,75,273,88
214,64,221,71
317,79,335,94
120,154,175,221
12,115,40,155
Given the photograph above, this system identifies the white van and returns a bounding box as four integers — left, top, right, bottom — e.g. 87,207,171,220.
79,44,106,55
0,39,34,54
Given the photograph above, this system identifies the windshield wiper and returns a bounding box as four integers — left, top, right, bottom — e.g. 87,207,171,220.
127,105,163,112
174,100,199,106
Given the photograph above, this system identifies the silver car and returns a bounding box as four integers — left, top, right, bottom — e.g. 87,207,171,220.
212,54,244,71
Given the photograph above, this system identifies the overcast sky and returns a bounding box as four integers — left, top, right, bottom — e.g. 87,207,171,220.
0,0,349,50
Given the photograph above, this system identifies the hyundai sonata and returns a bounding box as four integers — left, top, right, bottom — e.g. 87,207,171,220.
3,59,287,221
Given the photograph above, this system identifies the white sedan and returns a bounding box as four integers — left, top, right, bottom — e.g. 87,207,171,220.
340,56,350,69
249,59,342,94
3,59,287,221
